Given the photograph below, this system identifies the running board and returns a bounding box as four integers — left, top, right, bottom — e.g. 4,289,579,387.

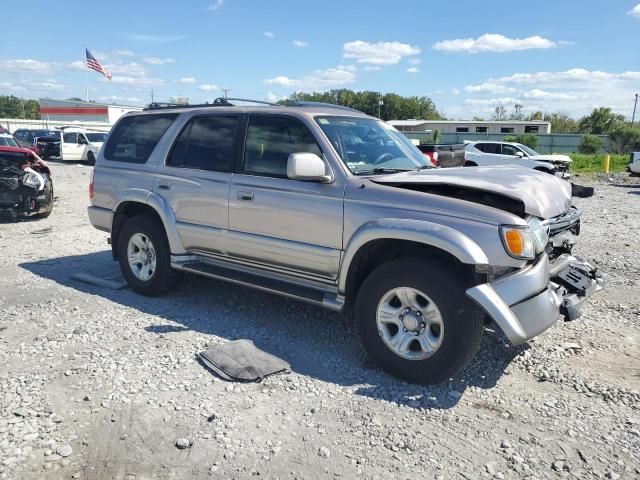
178,260,344,311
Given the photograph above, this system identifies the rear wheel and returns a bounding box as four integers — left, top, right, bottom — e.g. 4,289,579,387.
464,161,478,167
355,257,483,384
117,215,177,296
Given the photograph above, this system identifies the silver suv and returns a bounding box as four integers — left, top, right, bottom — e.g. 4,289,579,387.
88,99,602,384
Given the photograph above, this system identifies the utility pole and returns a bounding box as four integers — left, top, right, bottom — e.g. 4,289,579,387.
222,88,230,99
632,94,639,128
378,93,383,119
150,90,155,104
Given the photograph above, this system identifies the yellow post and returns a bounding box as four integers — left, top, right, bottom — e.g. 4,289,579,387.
604,154,610,173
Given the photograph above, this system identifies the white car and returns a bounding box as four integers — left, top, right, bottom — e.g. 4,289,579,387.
58,127,108,165
464,141,571,179
629,152,640,174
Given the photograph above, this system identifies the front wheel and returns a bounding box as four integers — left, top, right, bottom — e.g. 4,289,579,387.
36,178,54,219
355,257,484,384
117,215,177,296
86,151,96,166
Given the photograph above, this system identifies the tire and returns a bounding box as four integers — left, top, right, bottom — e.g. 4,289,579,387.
117,215,177,296
86,151,96,166
36,178,54,219
464,161,477,167
354,256,483,384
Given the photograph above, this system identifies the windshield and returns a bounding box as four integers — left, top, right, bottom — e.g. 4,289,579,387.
517,144,540,156
86,133,108,143
0,136,19,147
315,116,431,174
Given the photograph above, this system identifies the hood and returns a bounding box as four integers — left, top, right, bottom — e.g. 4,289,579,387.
370,165,572,219
529,154,572,164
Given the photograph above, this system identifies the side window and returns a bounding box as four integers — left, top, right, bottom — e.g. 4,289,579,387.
243,115,322,177
167,115,239,171
63,132,79,143
483,143,501,154
104,113,178,163
475,143,486,152
14,131,26,142
502,144,519,156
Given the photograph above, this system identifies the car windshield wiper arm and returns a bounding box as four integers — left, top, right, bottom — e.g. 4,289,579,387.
353,167,412,175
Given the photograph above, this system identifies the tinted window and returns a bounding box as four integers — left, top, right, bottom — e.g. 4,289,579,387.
477,143,501,154
167,115,238,171
524,125,539,133
455,127,468,133
104,114,177,163
244,115,322,177
63,132,79,143
500,127,515,133
476,126,487,133
502,144,520,156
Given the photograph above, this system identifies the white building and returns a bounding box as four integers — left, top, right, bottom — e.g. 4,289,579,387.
389,120,552,135
39,98,142,124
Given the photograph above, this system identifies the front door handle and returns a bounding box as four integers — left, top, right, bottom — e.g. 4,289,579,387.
237,191,254,201
158,181,171,190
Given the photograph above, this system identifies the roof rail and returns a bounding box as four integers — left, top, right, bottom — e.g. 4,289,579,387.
143,97,280,111
284,101,362,113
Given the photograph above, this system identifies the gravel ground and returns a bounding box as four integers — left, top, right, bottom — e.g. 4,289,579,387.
1,162,639,480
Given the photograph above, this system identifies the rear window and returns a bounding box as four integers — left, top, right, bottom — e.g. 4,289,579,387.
104,114,177,163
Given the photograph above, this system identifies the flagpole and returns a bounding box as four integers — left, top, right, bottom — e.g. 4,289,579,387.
84,47,89,102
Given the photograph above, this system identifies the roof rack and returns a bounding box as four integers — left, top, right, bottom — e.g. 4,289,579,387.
284,101,362,113
144,97,280,111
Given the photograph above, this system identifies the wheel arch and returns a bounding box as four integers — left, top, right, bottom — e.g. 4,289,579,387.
111,192,184,260
340,219,489,310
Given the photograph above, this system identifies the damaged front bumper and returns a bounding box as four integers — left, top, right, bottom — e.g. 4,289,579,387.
466,253,604,345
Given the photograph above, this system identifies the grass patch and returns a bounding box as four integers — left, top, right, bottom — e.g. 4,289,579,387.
569,153,628,173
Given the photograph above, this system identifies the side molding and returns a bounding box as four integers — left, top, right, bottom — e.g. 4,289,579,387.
338,218,489,293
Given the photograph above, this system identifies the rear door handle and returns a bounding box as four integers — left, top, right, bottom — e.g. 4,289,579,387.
158,181,171,190
237,191,254,201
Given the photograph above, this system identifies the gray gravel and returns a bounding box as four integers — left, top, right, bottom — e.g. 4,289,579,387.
1,162,639,479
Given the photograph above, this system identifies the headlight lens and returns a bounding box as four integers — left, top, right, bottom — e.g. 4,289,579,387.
499,225,535,259
22,172,41,189
527,216,550,253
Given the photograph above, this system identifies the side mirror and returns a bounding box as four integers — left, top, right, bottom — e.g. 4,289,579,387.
515,151,524,158
287,153,332,183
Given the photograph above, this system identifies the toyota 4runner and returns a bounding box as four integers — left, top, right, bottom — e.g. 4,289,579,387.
88,99,603,384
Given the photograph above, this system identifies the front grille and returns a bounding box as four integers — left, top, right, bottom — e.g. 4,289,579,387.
546,207,582,235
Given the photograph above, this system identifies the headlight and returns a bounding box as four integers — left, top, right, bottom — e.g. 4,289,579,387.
499,225,535,260
22,172,41,189
527,216,550,253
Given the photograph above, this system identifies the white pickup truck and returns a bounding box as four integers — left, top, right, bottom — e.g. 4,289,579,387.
464,141,571,179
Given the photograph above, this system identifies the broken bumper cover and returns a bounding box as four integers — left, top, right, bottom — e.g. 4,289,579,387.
466,253,603,345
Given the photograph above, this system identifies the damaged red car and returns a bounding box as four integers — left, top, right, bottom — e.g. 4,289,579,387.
0,146,54,222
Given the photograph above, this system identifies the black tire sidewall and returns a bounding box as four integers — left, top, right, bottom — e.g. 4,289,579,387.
86,151,96,166
355,257,483,384
117,216,172,296
37,178,54,218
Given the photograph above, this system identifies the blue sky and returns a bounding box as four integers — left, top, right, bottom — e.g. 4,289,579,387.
1,0,639,119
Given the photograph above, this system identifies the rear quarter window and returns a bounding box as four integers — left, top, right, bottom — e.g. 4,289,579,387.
104,113,178,163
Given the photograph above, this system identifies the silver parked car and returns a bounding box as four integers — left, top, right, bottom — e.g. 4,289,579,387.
88,99,603,384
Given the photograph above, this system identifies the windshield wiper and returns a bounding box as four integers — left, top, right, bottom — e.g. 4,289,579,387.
353,167,412,175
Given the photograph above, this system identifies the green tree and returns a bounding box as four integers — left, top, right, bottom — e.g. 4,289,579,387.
0,95,41,119
543,112,578,133
578,107,624,134
608,125,640,154
504,133,538,150
577,134,604,154
285,89,442,121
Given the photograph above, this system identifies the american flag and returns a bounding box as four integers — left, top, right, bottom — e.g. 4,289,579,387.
85,49,112,80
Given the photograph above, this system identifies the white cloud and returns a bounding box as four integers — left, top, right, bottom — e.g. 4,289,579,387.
142,57,176,65
406,67,420,74
363,66,382,71
265,92,278,102
292,40,309,48
408,58,422,65
264,31,275,38
110,76,165,87
199,84,220,91
264,66,356,91
464,82,517,94
208,0,224,10
27,81,64,91
458,68,640,118
628,3,640,17
342,40,421,65
433,33,557,53
179,76,197,84
0,82,25,92
98,95,143,104
0,59,56,73
451,88,461,95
